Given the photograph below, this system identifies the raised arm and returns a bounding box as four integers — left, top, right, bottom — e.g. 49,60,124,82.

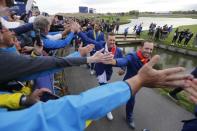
78,31,105,50
105,54,130,67
10,23,34,35
42,32,74,49
0,55,190,131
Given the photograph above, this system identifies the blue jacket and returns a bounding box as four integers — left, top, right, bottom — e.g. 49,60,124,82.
78,32,104,51
116,52,144,80
191,67,197,78
85,30,105,54
86,30,105,42
0,81,132,131
78,32,123,80
182,118,197,131
42,32,74,50
10,23,33,35
95,48,123,80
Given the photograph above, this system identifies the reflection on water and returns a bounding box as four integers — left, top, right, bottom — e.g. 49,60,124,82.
119,44,197,73
119,17,197,33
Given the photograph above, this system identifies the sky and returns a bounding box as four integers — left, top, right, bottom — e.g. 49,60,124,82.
34,0,197,14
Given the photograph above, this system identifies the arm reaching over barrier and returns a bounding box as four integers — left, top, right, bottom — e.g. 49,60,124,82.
0,55,191,131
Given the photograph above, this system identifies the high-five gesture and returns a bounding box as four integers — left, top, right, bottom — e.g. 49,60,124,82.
126,55,192,95
87,48,114,64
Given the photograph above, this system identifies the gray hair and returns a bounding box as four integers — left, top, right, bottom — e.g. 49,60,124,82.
33,15,51,33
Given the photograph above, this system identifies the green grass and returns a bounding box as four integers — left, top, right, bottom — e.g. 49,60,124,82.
139,14,197,19
59,13,132,25
100,16,197,113
140,24,197,51
98,15,133,24
140,25,197,113
156,87,195,113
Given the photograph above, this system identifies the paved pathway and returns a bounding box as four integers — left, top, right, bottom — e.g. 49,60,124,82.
64,66,194,131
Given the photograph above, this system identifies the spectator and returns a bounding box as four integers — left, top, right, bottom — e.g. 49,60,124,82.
124,27,129,40
194,34,197,47
148,23,156,39
168,25,173,34
33,16,76,50
0,26,113,85
85,22,105,75
136,24,142,37
154,26,161,41
178,30,187,44
0,8,21,29
0,55,190,131
0,43,96,110
172,28,179,44
115,21,120,34
133,25,137,32
28,10,40,23
184,32,193,46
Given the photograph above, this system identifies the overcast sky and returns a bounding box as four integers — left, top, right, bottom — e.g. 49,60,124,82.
34,0,197,14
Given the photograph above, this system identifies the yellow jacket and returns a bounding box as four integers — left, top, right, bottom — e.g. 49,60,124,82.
0,86,31,109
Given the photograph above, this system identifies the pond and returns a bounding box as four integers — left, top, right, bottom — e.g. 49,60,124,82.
119,44,197,73
119,17,197,33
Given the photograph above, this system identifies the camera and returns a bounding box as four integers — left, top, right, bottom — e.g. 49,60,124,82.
34,28,42,46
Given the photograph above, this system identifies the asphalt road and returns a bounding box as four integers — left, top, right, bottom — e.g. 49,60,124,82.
64,66,194,131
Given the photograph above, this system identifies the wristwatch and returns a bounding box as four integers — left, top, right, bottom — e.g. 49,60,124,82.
20,95,27,106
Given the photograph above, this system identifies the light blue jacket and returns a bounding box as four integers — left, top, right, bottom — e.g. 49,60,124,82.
0,81,132,131
42,32,74,49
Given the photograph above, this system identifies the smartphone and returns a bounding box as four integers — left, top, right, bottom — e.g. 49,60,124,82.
34,29,42,46
57,15,63,21
0,22,2,30
40,92,59,102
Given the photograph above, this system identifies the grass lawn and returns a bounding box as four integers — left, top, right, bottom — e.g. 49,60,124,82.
156,87,195,113
139,14,197,19
140,24,197,51
140,25,197,113
99,15,133,24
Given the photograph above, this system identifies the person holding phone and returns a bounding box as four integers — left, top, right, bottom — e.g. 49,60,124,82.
0,26,113,110
0,55,192,131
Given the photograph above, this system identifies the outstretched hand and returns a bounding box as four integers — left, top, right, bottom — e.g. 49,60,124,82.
126,55,192,95
184,79,197,104
138,55,191,87
87,48,114,63
78,43,95,57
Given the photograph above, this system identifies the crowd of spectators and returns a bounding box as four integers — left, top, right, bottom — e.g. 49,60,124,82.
0,4,197,131
146,22,196,47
